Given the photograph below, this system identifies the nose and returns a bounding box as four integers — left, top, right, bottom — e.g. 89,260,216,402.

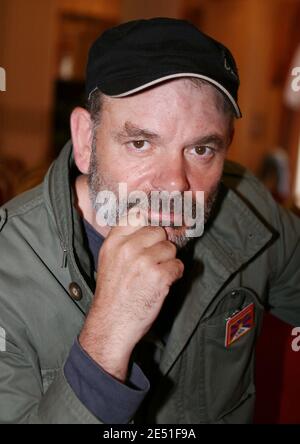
153,153,189,192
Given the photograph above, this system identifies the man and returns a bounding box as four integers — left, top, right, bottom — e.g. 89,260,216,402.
0,18,299,424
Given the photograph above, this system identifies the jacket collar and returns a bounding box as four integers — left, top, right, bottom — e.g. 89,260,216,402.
43,141,95,314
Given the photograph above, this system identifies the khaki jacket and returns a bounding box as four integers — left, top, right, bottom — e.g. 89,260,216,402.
0,141,300,424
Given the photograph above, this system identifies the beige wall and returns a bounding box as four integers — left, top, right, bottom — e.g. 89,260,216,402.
58,0,120,21
194,0,284,173
0,0,121,171
121,0,181,21
0,0,298,182
0,0,57,170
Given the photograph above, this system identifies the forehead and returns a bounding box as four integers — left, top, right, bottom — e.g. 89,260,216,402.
101,78,229,135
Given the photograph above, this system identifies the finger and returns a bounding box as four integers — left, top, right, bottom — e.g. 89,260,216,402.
126,225,167,248
145,240,177,263
159,258,184,285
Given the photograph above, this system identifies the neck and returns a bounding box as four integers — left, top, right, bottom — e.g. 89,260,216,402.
74,175,111,238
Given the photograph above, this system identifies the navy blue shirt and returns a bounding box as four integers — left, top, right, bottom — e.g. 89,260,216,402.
64,219,150,423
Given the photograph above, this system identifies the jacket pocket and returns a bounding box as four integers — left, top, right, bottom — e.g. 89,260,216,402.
215,382,256,423
202,287,264,422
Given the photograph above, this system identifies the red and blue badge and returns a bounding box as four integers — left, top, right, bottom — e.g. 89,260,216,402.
225,303,255,348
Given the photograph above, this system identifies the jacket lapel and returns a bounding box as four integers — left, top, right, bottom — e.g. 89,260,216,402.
159,184,274,376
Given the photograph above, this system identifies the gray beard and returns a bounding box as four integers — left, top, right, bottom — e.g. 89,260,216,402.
87,140,220,248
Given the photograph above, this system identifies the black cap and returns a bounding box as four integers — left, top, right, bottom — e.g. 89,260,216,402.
86,17,241,118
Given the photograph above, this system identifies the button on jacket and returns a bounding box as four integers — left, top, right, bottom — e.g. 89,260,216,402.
0,141,299,424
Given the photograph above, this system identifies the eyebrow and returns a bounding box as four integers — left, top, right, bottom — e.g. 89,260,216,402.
112,122,161,142
113,121,226,149
190,135,226,150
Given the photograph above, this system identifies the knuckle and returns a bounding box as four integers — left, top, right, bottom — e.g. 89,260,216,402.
138,226,152,235
139,254,152,269
156,226,167,239
146,226,166,239
166,241,177,256
99,238,113,258
150,264,163,282
175,259,185,275
106,227,119,242
165,259,184,282
121,240,135,258
102,232,120,251
158,268,171,286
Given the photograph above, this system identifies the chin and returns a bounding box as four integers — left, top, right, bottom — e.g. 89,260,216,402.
164,226,185,236
164,226,191,249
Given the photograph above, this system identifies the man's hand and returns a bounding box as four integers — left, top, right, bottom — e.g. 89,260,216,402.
79,219,184,382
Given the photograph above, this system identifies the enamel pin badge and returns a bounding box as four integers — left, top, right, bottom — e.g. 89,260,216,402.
225,303,255,348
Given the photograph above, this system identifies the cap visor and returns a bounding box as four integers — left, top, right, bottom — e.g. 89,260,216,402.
107,73,242,118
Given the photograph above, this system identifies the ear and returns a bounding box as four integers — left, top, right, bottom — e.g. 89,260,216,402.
71,107,93,174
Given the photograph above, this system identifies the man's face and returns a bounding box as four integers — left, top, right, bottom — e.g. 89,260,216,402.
88,78,232,247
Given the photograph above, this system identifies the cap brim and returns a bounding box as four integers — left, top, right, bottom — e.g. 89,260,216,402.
106,73,242,118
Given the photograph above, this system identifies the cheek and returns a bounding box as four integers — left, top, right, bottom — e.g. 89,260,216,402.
189,161,224,194
99,150,156,189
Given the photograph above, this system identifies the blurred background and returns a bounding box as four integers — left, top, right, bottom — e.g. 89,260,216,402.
0,0,300,423
1,0,300,209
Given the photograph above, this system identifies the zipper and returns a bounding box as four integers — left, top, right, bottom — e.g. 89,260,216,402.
60,242,68,268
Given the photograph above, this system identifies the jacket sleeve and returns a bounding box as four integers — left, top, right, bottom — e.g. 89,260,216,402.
0,301,150,424
0,320,150,424
267,204,300,326
0,333,101,424
64,338,149,423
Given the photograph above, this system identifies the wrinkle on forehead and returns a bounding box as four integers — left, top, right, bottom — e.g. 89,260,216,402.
101,78,231,144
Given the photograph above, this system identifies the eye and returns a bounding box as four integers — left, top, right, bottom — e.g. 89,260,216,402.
127,140,150,151
193,146,214,157
132,140,145,149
